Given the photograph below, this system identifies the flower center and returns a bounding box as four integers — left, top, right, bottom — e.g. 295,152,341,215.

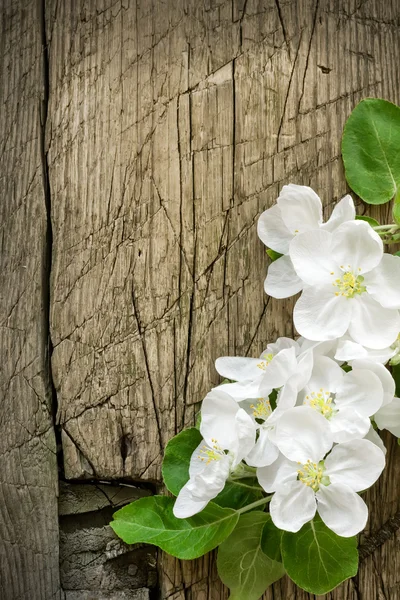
305,389,336,419
297,460,328,492
332,268,366,298
250,398,272,420
198,439,224,464
257,353,274,370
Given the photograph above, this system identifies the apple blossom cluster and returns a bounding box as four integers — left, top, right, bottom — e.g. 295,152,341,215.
173,185,400,538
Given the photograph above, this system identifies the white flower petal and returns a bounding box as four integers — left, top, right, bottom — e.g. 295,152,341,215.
266,337,300,355
375,397,400,437
335,368,384,416
257,204,292,254
321,195,356,232
330,406,371,443
276,406,333,463
325,438,385,492
201,389,239,449
233,409,257,465
364,254,400,309
174,456,231,518
335,336,395,364
286,349,314,393
278,184,323,234
215,356,265,382
276,380,299,411
331,220,383,274
256,452,298,492
351,359,395,406
246,429,279,467
215,380,264,401
316,483,368,537
173,484,209,518
364,425,387,455
264,254,303,299
270,480,317,533
348,295,400,349
294,287,352,341
258,347,298,394
307,355,344,393
290,229,337,286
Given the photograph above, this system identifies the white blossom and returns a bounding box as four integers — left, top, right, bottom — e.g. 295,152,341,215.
258,184,355,299
173,389,256,518
257,407,385,536
288,220,400,349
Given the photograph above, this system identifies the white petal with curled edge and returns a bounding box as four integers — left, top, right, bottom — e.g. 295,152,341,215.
233,409,257,466
364,254,400,309
270,480,317,533
330,406,371,443
278,184,323,234
201,389,239,450
316,483,368,537
351,359,395,406
256,452,298,492
335,368,384,416
276,406,333,463
173,485,209,518
264,254,304,299
287,349,314,393
257,204,292,254
215,379,264,401
348,295,400,349
294,287,352,341
266,336,300,356
331,220,383,274
321,194,356,232
375,397,400,437
246,428,279,468
215,356,265,382
307,355,344,393
364,425,387,455
174,455,231,518
324,438,385,492
334,337,395,364
258,347,298,394
289,229,338,286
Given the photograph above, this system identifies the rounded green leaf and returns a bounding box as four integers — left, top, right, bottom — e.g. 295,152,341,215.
261,514,283,562
111,496,239,560
162,428,202,495
217,512,285,600
281,516,358,594
342,98,400,204
355,215,380,227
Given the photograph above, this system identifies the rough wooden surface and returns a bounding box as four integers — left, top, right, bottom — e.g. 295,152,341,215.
2,0,400,598
59,482,157,599
0,1,61,599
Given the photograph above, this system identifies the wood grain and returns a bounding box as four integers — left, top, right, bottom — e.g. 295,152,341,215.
0,1,61,598
6,0,398,597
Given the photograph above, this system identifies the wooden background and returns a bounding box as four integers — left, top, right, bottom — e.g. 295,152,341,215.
1,0,400,598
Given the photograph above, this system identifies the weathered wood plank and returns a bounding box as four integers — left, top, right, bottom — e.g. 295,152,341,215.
47,0,400,598
0,1,61,598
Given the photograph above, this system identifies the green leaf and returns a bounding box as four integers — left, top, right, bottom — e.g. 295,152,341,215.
162,428,202,495
342,98,400,204
393,189,400,225
281,515,358,594
162,427,263,509
392,364,400,397
111,496,239,560
217,512,285,600
216,479,264,510
266,248,283,261
261,514,283,562
355,215,380,227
